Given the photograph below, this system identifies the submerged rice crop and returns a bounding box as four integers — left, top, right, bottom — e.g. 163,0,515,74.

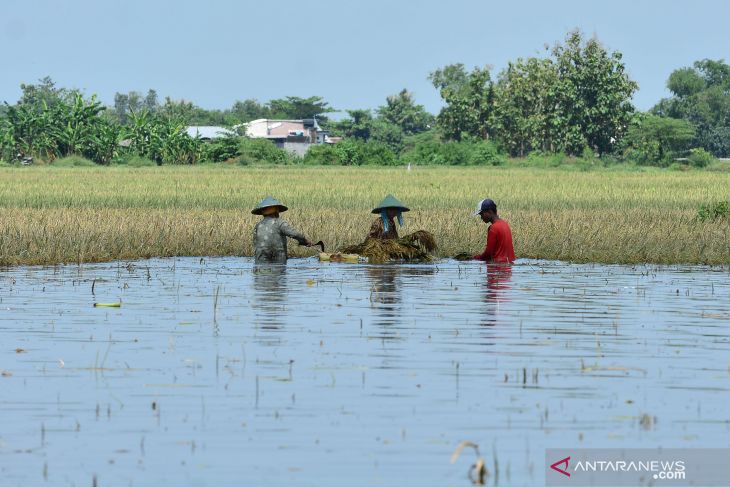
0,165,728,265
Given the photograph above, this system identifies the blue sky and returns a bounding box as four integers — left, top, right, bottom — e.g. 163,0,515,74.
3,0,729,114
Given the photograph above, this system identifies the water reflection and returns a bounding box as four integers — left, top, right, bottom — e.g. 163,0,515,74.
481,263,513,326
1,257,729,487
252,264,288,329
367,265,437,332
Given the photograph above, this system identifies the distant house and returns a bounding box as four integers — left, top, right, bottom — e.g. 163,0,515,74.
185,126,235,140
244,118,336,156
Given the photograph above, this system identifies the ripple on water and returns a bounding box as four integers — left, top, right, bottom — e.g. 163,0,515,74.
0,257,729,486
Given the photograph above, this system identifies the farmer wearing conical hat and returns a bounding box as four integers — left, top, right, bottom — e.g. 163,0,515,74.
368,194,410,240
252,196,312,264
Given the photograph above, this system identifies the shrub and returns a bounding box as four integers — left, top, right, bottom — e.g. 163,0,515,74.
400,135,442,165
122,112,204,165
549,152,567,167
334,139,364,165
114,154,157,167
687,147,715,168
359,141,398,165
403,140,473,165
620,115,695,166
368,120,404,154
697,201,729,221
525,150,548,167
581,146,596,161
668,162,690,171
237,138,292,165
302,144,340,165
206,134,241,163
469,140,505,166
51,155,97,167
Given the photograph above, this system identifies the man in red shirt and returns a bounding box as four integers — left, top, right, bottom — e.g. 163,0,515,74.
472,198,516,263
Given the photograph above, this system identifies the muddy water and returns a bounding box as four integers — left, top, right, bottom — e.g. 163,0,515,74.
1,258,729,486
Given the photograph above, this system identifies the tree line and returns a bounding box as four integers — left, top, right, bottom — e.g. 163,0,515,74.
1,30,728,167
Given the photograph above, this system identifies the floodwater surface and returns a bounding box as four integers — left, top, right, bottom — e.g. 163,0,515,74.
1,258,729,486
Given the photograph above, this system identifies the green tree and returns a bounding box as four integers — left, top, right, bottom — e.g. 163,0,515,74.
376,89,434,135
122,111,204,165
267,96,333,121
230,99,269,122
428,64,469,95
706,126,730,157
144,89,159,113
368,119,404,153
330,109,374,140
114,90,149,124
667,67,706,97
127,91,143,113
429,64,495,141
5,92,119,164
652,58,730,156
621,114,696,165
550,30,638,155
158,97,234,125
490,31,637,156
330,109,404,153
494,57,559,156
114,93,129,124
18,76,68,108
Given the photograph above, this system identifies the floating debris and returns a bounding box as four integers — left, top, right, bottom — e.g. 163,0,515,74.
639,413,656,430
94,302,121,308
319,252,361,263
450,440,488,485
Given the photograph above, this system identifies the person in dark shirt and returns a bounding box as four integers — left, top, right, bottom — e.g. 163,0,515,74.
368,194,410,240
472,198,516,263
252,196,312,264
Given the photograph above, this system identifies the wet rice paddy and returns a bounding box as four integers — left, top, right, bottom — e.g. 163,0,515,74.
1,258,729,486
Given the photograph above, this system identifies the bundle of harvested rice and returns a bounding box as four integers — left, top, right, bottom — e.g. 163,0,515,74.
400,230,437,252
340,231,437,263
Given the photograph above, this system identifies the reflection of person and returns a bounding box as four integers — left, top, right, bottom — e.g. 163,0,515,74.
252,265,287,329
368,266,400,306
485,263,512,301
368,194,409,240
366,265,437,333
472,198,516,264
252,196,312,264
481,263,513,327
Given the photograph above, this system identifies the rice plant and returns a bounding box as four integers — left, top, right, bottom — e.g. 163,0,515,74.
0,165,728,265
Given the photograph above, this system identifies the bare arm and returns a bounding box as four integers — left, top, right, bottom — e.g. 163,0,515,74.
473,226,495,261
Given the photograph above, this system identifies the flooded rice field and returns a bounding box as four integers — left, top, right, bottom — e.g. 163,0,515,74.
1,257,729,487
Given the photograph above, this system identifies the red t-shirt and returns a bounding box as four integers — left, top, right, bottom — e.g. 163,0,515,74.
474,219,515,263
